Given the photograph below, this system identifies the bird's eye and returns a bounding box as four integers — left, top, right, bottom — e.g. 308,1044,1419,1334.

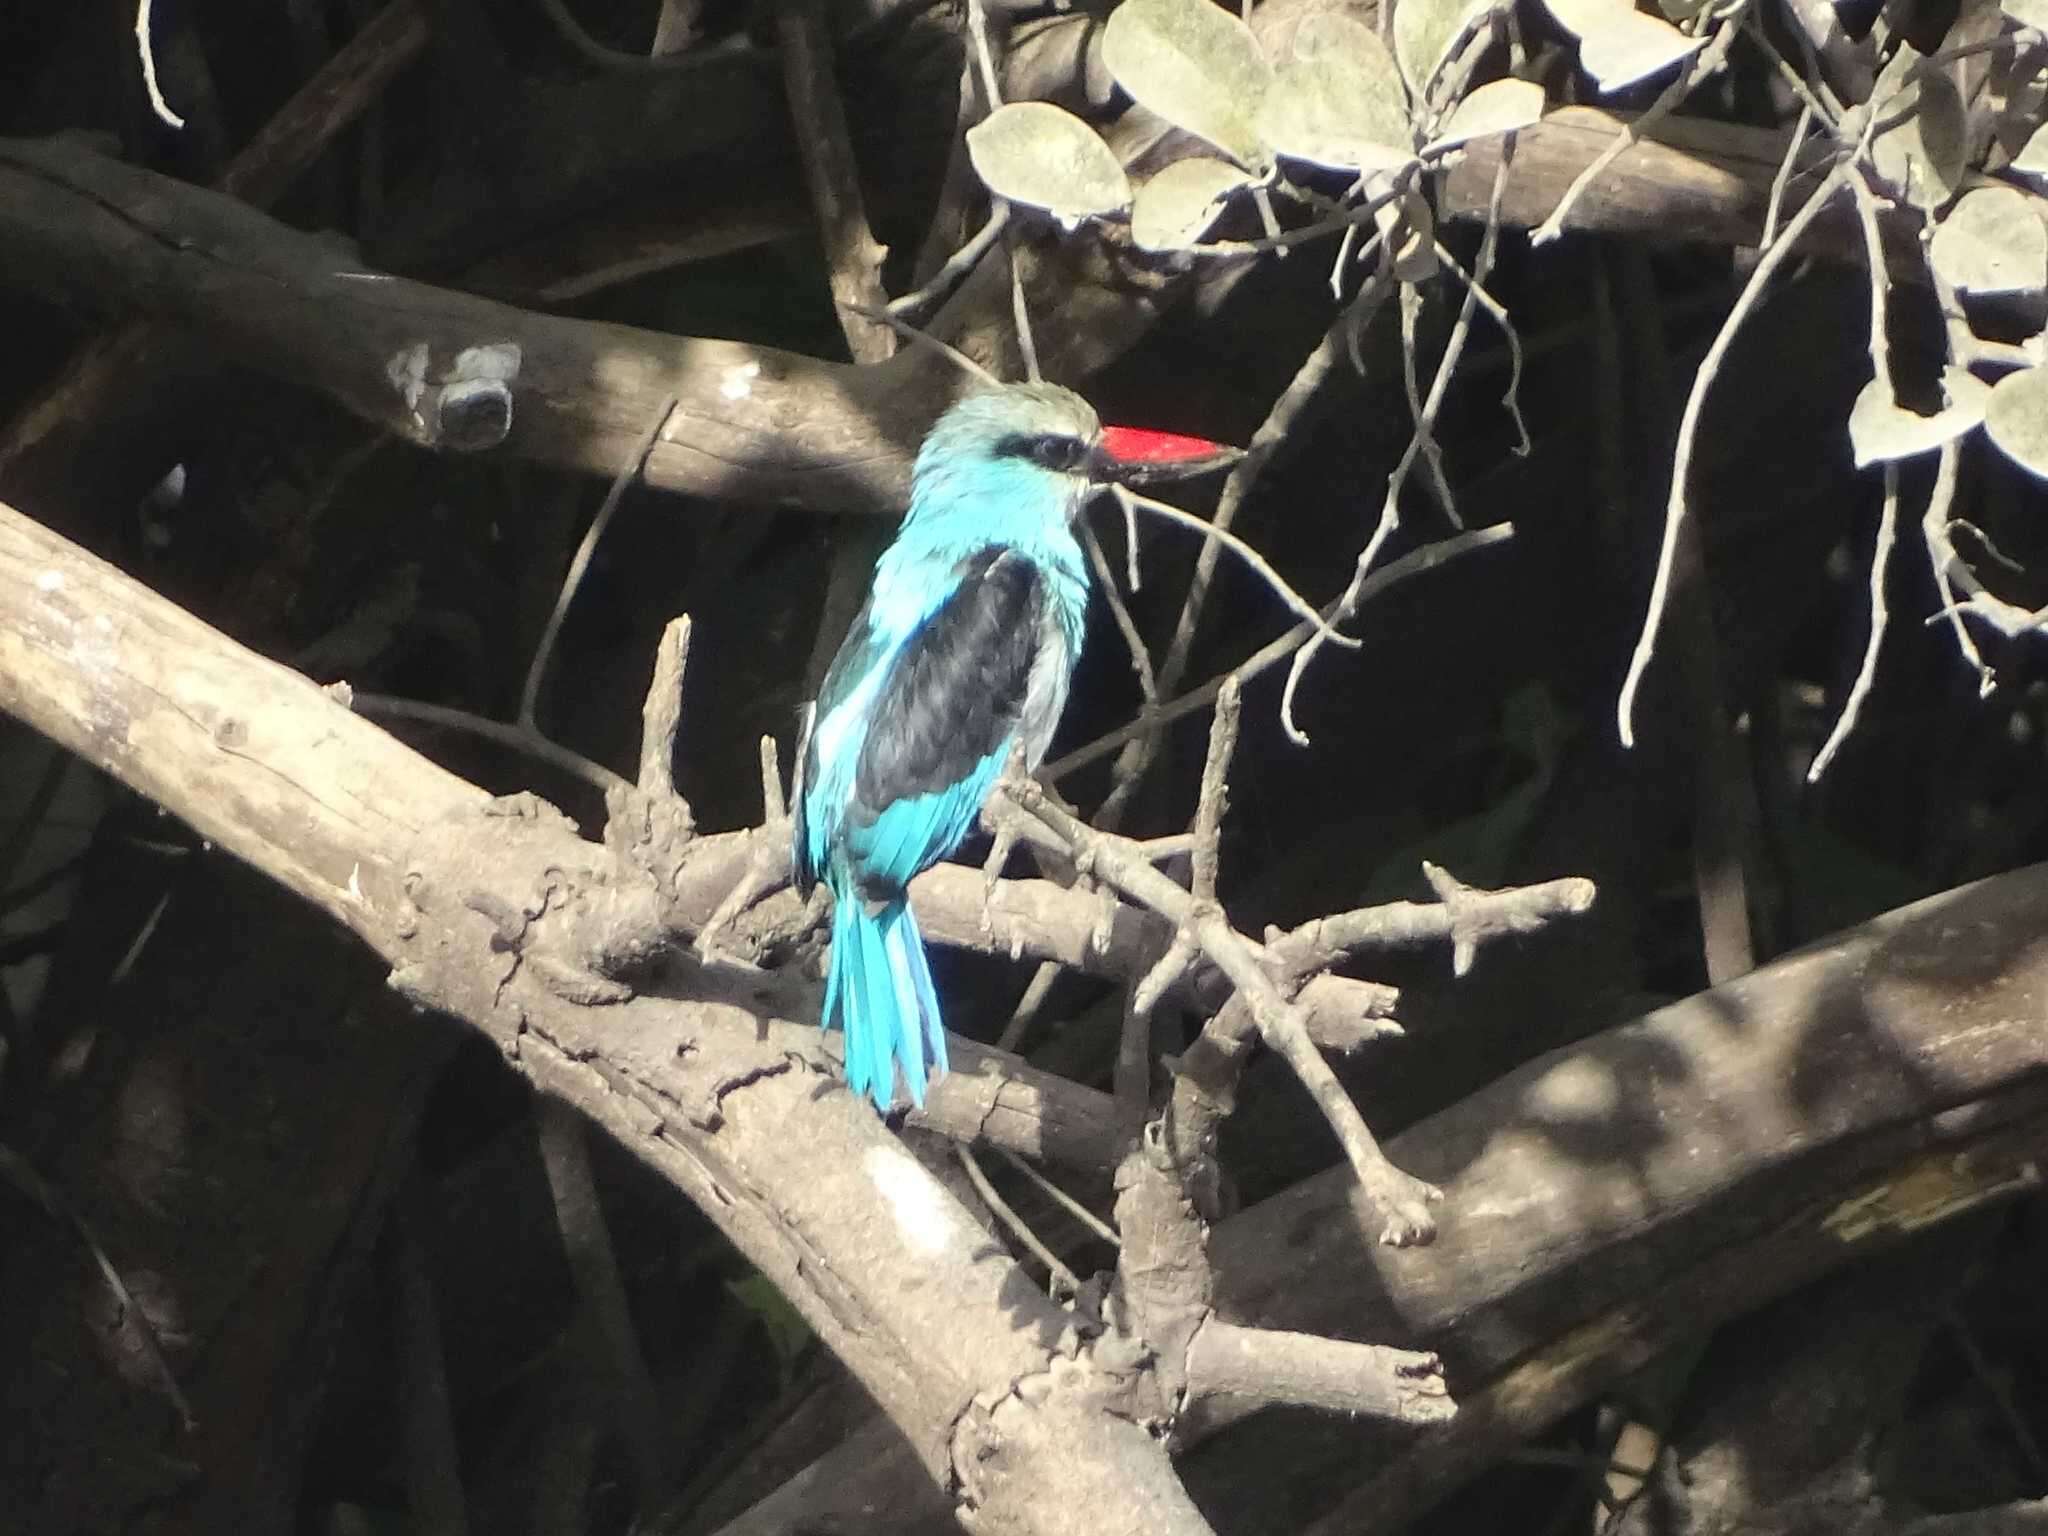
1028,436,1087,472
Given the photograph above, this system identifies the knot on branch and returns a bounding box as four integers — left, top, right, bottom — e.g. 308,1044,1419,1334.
398,792,670,1011
382,339,521,451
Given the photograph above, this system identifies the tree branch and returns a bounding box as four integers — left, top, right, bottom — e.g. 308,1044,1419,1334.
0,495,1214,1536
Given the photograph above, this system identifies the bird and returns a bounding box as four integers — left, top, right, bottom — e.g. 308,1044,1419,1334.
793,381,1233,1110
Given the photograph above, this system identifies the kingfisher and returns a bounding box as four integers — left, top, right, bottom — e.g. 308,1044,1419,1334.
793,382,1233,1110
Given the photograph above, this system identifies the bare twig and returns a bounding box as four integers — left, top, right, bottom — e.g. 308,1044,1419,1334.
1919,442,1993,694
537,1098,674,1510
1190,678,1240,904
1431,237,1530,454
1111,486,1359,652
1082,519,1160,706
1269,870,1597,975
1097,300,1361,829
519,397,679,731
1807,172,1908,783
1115,987,1161,1114
998,1149,1120,1247
841,301,1000,387
994,963,1062,1054
0,1141,195,1430
1617,162,1853,747
638,616,694,799
957,1146,1081,1293
1759,103,1814,251
696,738,792,958
890,205,1008,321
135,0,187,129
779,0,894,365
1183,1318,1453,1423
1000,781,1441,1245
1283,146,1514,744
354,694,631,796
1397,280,1462,527
1048,524,1515,781
1009,226,1042,382
1742,9,1841,130
1851,170,1892,392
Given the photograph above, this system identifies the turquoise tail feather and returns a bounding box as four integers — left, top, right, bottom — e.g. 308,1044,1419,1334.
825,885,948,1108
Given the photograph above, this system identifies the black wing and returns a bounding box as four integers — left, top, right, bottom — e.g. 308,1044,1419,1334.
852,547,1044,819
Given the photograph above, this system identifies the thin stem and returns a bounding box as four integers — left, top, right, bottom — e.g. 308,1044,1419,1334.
520,397,677,732
1616,162,1852,747
997,1150,1120,1247
1807,464,1898,783
1111,486,1359,650
956,1146,1080,1293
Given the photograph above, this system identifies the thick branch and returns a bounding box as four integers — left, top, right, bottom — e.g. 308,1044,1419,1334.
702,862,2048,1533
0,497,1210,1536
0,136,942,513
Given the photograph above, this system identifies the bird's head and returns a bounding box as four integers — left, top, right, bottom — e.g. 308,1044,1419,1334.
909,382,1239,537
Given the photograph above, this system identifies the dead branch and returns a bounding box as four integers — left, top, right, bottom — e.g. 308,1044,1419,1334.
1,0,432,472
0,103,1973,523
1182,1319,1451,1423
0,136,943,512
0,495,1214,1536
696,864,2048,1534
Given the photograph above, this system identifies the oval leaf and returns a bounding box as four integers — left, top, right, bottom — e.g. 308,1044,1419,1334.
1985,363,2048,479
1131,156,1254,248
1102,0,1275,171
2014,120,2048,183
1541,0,1701,89
966,102,1132,222
1577,11,1703,90
1930,185,2048,296
1395,0,1490,98
1869,49,1968,213
1848,368,1989,467
1255,13,1414,172
1424,77,1545,152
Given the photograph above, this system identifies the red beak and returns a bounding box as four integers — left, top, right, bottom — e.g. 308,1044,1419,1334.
1096,424,1244,486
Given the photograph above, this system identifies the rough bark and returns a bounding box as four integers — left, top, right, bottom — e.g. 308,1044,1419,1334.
0,104,1866,522
0,498,1214,1536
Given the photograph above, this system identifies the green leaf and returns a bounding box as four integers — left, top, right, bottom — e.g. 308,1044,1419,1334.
1541,0,1701,91
1847,368,1988,467
1423,77,1545,152
1929,185,2048,296
966,102,1132,223
1255,13,1414,172
1102,0,1275,171
1394,0,1491,99
1130,156,1254,248
1984,363,2048,479
1868,48,1967,213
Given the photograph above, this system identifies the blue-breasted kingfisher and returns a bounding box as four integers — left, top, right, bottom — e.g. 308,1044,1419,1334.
793,382,1234,1110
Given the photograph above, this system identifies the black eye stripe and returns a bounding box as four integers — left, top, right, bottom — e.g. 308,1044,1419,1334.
995,432,1089,471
